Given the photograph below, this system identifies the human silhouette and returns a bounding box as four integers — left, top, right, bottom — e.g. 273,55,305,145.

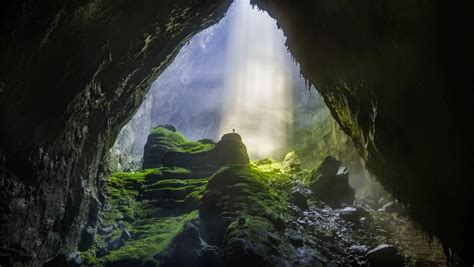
232,128,235,133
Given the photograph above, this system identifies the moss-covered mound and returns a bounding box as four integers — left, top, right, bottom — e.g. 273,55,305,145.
142,126,215,169
142,126,249,171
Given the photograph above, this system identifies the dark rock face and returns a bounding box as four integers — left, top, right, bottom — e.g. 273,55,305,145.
253,0,474,262
0,1,231,265
307,156,355,208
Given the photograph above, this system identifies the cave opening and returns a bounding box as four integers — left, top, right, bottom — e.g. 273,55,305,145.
2,0,472,266
82,1,451,266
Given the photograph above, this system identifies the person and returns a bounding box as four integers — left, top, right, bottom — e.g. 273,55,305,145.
232,128,235,133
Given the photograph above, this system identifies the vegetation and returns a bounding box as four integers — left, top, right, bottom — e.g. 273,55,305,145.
82,167,208,266
150,126,214,154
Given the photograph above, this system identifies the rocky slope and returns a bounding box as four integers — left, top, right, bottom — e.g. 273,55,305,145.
80,128,447,266
0,1,231,266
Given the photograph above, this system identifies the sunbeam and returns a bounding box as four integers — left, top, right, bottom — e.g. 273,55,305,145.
219,0,293,159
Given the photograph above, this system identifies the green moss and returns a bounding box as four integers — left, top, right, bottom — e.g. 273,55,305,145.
84,164,211,266
150,127,214,154
104,211,198,263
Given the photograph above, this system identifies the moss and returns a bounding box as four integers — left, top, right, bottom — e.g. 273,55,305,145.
84,164,211,266
103,211,198,264
150,127,214,154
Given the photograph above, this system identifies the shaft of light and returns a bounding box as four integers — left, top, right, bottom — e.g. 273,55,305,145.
219,0,293,159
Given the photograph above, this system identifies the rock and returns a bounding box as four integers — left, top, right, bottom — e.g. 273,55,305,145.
165,222,222,267
339,206,371,224
291,190,309,210
98,225,114,235
107,239,125,251
366,244,404,267
288,234,304,247
291,185,311,210
308,156,355,208
120,229,131,240
349,244,369,255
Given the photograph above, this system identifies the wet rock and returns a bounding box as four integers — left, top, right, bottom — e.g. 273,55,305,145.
349,244,369,255
308,156,355,208
366,244,404,267
288,234,304,247
339,206,371,224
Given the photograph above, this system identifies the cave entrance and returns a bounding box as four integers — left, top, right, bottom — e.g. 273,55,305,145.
87,1,446,265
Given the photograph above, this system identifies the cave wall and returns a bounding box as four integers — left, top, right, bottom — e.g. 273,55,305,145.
0,0,231,265
252,0,474,263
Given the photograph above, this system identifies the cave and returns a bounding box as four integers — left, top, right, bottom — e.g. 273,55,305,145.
1,0,473,266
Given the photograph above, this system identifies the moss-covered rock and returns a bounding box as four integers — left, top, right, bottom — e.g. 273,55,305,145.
306,156,355,208
142,126,215,169
142,127,249,170
199,165,295,265
82,167,209,266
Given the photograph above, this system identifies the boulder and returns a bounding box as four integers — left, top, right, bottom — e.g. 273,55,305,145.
308,156,355,208
290,185,311,210
366,244,404,267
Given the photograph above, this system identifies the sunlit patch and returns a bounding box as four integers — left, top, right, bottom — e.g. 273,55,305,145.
219,0,293,159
